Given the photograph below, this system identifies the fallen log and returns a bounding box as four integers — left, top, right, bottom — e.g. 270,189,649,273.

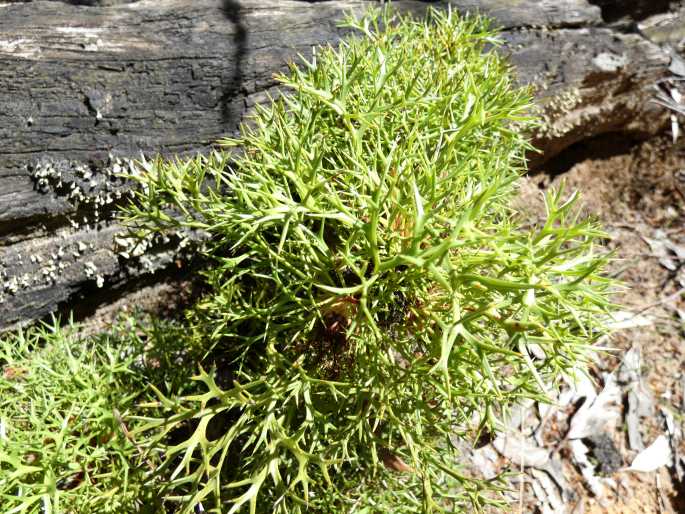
0,0,672,329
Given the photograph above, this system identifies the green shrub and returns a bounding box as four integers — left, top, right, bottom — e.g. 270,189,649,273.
118,6,614,514
0,322,158,513
0,316,207,514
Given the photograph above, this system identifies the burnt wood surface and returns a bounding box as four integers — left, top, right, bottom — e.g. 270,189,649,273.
0,0,674,329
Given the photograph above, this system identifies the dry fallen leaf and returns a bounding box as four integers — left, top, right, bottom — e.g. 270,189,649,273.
531,468,564,513
492,431,550,468
619,347,654,451
570,439,606,501
628,435,672,473
567,374,621,440
379,447,414,473
642,231,685,272
605,311,653,331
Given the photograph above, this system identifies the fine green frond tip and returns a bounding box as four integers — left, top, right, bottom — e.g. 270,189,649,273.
120,5,616,513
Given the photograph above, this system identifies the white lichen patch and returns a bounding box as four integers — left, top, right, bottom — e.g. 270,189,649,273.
537,87,584,139
40,261,58,282
1,270,38,296
3,277,19,295
114,234,151,259
593,52,628,73
30,155,139,229
84,261,97,278
139,256,155,274
81,259,105,287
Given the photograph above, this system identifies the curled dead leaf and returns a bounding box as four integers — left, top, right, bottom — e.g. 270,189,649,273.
379,447,414,473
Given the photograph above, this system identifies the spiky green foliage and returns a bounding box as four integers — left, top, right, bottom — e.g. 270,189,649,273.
121,6,614,513
0,322,159,514
0,316,207,514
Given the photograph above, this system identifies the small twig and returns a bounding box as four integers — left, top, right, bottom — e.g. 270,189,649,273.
113,408,155,471
632,286,685,317
519,418,525,514
655,472,669,514
610,223,641,232
656,77,685,85
672,184,685,205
